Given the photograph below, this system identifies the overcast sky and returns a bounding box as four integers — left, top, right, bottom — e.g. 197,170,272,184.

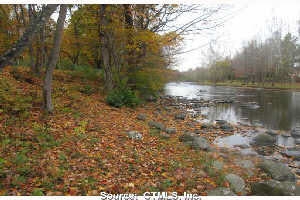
175,0,300,71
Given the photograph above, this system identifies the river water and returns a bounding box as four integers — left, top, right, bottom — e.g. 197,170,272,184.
164,82,300,131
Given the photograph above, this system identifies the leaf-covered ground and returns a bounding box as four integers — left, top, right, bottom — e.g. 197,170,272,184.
0,67,266,195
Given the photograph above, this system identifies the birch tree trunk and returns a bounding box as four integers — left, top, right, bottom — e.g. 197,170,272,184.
43,5,67,112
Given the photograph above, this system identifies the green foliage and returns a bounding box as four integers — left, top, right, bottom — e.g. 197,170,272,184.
33,122,59,150
106,80,140,108
64,65,103,81
32,188,44,196
79,85,96,95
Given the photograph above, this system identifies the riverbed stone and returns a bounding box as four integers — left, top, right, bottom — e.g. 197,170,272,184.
225,173,245,193
126,131,143,140
235,160,254,169
207,187,236,196
190,136,211,151
252,133,275,146
295,138,300,144
148,121,165,131
220,124,234,132
265,129,277,136
283,148,300,160
175,113,186,120
136,114,147,121
251,180,300,196
291,127,300,138
215,120,227,126
258,159,296,181
165,127,176,134
179,132,196,143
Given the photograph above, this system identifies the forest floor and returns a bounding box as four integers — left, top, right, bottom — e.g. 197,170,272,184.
198,80,300,90
0,67,270,195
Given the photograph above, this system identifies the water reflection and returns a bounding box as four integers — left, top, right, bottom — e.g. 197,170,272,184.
164,82,300,130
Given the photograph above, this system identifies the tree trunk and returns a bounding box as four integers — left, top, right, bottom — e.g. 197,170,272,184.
99,5,114,91
43,5,67,112
0,4,58,69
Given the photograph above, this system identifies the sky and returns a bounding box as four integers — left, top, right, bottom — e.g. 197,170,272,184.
174,0,300,71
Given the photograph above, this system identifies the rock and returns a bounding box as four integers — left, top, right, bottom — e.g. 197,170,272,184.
175,113,186,120
265,129,277,136
126,131,143,140
220,124,234,131
284,148,300,160
225,173,245,193
148,121,165,131
136,114,147,121
179,133,211,151
190,136,211,151
258,159,295,181
235,160,254,169
179,132,196,143
160,133,171,139
252,133,275,146
215,120,227,126
291,127,300,137
165,128,176,134
207,187,236,196
295,138,300,144
212,160,224,170
251,180,300,196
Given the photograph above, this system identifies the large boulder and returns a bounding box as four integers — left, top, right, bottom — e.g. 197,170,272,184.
258,159,295,182
251,180,300,196
220,124,234,132
235,160,254,169
252,133,276,146
191,136,211,151
148,121,165,131
179,133,211,151
207,187,236,196
126,131,143,140
179,132,196,143
225,174,245,193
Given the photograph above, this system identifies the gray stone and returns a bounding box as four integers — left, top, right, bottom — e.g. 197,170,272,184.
179,133,211,151
291,127,300,138
215,120,227,126
252,133,276,146
126,131,143,140
148,121,165,131
251,180,300,196
190,136,211,151
175,113,186,120
179,132,196,143
137,114,147,121
212,160,224,170
258,159,295,181
236,160,254,169
207,187,236,196
284,148,300,160
265,129,277,136
225,173,245,193
165,128,176,134
220,124,234,131
295,138,300,144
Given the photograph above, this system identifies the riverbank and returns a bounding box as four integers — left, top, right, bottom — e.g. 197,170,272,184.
0,67,299,195
197,80,300,90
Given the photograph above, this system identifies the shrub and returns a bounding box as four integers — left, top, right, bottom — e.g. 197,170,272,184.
106,82,140,108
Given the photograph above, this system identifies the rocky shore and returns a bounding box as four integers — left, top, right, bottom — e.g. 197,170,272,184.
131,95,300,195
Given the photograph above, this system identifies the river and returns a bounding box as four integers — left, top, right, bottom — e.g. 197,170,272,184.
164,82,300,131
